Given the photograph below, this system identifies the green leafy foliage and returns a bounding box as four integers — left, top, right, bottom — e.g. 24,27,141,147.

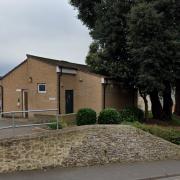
128,1,179,120
76,108,97,126
98,108,120,124
86,42,109,75
69,0,101,29
132,122,180,145
48,122,62,130
172,115,180,126
119,107,144,122
128,1,178,93
71,0,136,87
70,0,180,120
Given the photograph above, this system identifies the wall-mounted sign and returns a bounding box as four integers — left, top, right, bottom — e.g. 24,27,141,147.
49,97,56,101
16,89,21,92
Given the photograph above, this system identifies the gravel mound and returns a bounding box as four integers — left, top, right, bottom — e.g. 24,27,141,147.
61,125,180,167
0,125,179,173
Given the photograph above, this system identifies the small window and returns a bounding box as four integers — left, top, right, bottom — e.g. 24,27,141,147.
38,84,46,93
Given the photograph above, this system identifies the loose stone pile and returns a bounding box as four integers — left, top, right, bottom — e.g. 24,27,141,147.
0,125,179,173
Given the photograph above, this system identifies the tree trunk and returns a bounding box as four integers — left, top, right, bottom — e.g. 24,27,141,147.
149,90,163,120
141,95,148,119
175,80,180,116
162,81,173,120
139,91,148,119
143,96,149,119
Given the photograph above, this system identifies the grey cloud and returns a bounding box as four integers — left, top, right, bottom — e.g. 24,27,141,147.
0,0,92,76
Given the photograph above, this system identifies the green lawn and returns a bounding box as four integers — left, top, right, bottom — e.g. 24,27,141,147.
171,115,180,126
147,111,180,126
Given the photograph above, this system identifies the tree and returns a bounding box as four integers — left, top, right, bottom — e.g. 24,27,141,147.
71,0,136,87
174,0,180,115
86,42,109,75
70,0,179,120
175,80,180,115
70,0,101,29
128,1,178,120
139,90,149,119
174,42,180,115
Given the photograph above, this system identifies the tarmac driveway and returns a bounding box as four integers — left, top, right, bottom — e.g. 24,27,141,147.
0,118,48,139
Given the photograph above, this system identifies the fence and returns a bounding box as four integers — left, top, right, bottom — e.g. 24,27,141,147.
0,109,60,136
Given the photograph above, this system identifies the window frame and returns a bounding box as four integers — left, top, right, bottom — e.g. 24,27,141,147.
37,83,46,94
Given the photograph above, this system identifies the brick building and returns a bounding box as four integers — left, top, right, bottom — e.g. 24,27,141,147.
0,55,137,117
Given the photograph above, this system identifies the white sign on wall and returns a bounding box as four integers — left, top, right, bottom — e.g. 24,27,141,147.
49,97,56,101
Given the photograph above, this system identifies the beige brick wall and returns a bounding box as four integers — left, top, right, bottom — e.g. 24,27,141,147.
1,57,136,117
1,58,58,117
27,58,58,116
60,71,103,114
1,58,104,116
105,84,136,111
1,61,28,114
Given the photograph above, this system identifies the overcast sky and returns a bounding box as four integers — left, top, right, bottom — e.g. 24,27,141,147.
0,0,92,76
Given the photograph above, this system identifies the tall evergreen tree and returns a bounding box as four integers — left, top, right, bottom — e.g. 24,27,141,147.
71,0,136,86
174,0,180,116
128,1,178,120
70,0,179,120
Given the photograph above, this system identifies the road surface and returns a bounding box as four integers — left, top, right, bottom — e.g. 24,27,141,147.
0,160,180,180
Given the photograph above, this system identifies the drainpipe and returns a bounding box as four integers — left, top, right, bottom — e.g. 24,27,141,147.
0,85,4,114
103,84,107,109
103,78,107,109
57,66,62,114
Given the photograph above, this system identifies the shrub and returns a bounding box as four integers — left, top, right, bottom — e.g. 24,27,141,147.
98,108,120,124
76,108,97,126
119,107,144,122
48,122,62,130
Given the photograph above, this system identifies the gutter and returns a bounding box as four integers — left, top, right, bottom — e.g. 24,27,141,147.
102,78,108,109
57,66,62,114
103,84,107,109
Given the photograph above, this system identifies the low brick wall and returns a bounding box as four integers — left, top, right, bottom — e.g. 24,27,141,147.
60,113,77,126
0,125,180,173
33,113,76,124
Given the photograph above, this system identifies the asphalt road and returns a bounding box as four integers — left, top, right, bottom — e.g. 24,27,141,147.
0,160,180,180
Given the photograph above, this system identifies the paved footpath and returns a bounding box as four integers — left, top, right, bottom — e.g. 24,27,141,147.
0,160,180,180
0,118,48,139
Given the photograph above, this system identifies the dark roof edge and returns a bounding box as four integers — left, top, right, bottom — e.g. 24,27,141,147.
27,54,105,78
26,54,87,68
1,54,105,80
77,68,105,78
27,54,57,62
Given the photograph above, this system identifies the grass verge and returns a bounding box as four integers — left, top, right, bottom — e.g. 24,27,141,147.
47,122,62,130
122,121,180,145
